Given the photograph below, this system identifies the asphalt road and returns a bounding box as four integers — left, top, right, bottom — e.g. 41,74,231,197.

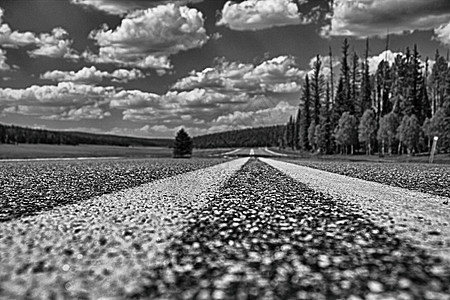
222,147,287,157
1,157,449,299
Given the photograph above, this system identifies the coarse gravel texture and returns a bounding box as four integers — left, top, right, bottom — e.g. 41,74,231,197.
0,158,226,222
0,158,249,300
139,159,450,300
283,159,450,198
263,158,450,262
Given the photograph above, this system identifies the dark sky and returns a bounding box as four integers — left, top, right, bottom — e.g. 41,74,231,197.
0,0,448,137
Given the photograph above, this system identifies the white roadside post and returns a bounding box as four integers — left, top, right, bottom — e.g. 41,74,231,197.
429,136,439,164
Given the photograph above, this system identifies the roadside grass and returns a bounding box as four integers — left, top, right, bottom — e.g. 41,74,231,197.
0,144,173,159
268,147,450,164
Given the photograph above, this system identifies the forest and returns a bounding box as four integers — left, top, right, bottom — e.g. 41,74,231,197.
284,39,450,155
0,123,172,147
193,125,285,148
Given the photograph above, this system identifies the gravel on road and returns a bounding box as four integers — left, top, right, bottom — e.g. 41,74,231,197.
0,158,226,222
0,158,248,300
283,159,450,198
138,159,450,300
263,158,450,263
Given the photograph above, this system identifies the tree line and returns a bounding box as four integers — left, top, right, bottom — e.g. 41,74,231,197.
193,126,285,148
284,39,450,155
0,123,172,147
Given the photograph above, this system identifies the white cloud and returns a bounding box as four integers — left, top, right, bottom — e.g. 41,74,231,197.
28,28,79,60
109,90,160,109
434,22,450,46
217,0,310,31
0,82,114,120
0,48,10,70
324,0,450,38
367,50,404,74
71,0,203,16
40,66,145,83
0,23,37,48
214,100,294,127
86,3,208,69
110,68,145,82
40,66,108,83
173,55,304,94
0,8,78,60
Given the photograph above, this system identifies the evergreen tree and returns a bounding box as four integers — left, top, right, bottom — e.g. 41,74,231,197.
377,112,399,155
299,75,311,150
308,121,317,152
351,52,360,116
360,39,372,117
317,83,333,154
430,50,448,114
311,55,324,125
295,106,302,149
173,128,193,158
358,109,378,155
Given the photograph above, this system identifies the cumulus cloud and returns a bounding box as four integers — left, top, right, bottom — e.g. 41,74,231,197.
214,100,295,128
217,0,311,31
40,66,145,83
28,28,79,60
0,82,114,120
109,90,160,109
366,50,404,74
86,3,208,69
40,66,108,83
71,0,203,15
0,48,10,70
0,8,79,60
323,0,450,38
434,22,450,46
173,55,304,94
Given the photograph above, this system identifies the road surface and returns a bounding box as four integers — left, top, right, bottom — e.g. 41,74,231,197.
221,147,287,157
1,157,449,299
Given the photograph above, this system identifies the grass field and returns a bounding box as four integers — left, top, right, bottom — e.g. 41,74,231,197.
270,147,450,164
0,144,173,159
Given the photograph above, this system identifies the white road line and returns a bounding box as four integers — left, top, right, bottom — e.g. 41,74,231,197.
263,147,288,157
222,148,241,155
0,158,249,299
249,148,255,156
260,158,450,262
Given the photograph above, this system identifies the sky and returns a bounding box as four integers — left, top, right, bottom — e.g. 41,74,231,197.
0,0,449,138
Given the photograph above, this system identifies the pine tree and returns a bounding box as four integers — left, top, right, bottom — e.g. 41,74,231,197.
299,75,311,151
430,50,448,114
317,83,332,154
173,128,193,158
358,109,377,155
341,39,354,114
351,52,360,116
295,106,302,149
360,38,372,117
311,55,324,125
308,121,317,152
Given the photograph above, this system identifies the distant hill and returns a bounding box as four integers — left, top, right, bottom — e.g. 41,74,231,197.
193,126,285,148
0,123,172,147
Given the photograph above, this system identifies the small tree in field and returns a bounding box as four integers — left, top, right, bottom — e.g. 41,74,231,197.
173,128,193,158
